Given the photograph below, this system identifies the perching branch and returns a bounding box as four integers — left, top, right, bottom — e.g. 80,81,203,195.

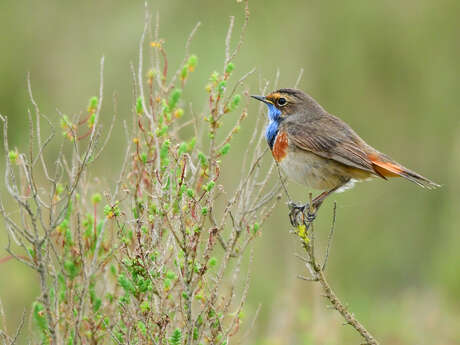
290,196,380,345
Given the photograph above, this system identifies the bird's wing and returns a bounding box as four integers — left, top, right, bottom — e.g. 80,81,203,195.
285,115,440,188
285,116,379,175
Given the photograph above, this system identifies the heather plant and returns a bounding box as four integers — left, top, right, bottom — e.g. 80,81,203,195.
0,2,283,344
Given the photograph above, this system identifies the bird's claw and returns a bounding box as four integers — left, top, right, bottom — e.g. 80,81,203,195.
288,202,305,227
288,201,317,227
306,210,317,223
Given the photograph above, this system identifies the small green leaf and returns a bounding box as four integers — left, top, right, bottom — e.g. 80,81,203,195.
56,183,64,195
88,96,98,112
136,97,144,114
209,257,217,267
160,140,171,168
91,193,102,204
8,150,18,163
169,328,182,345
230,94,241,111
33,301,48,337
169,89,182,110
187,55,198,70
219,143,231,156
186,188,195,198
178,142,187,156
140,300,150,312
118,274,135,295
140,152,148,164
181,66,188,79
138,321,147,336
225,62,235,74
203,181,215,192
198,152,207,167
217,80,227,94
64,259,79,279
166,270,177,280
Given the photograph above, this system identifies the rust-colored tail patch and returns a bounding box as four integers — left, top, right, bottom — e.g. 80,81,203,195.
368,153,439,189
370,158,402,178
272,131,288,162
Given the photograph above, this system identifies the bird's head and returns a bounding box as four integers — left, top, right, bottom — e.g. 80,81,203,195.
251,88,324,122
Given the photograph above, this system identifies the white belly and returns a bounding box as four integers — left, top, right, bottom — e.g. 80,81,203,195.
279,150,352,191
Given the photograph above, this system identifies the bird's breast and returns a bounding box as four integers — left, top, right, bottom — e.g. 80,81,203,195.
274,141,370,190
271,131,289,162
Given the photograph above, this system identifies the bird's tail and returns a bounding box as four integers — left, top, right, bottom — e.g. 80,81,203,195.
368,153,440,189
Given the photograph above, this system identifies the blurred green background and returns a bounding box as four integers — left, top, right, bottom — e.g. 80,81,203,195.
0,0,459,344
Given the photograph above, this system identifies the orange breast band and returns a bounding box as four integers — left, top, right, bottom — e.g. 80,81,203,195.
272,131,288,162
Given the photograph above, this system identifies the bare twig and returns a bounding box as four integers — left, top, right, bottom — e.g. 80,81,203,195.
322,202,337,271
291,202,380,345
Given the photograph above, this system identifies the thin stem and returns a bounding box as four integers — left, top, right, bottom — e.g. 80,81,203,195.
294,204,380,345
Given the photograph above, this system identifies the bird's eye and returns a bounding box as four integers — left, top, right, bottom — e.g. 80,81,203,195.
277,97,287,106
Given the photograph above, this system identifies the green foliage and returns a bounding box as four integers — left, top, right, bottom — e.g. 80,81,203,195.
181,55,198,81
118,273,135,296
64,259,79,279
0,4,280,344
219,143,231,156
168,89,182,110
33,302,49,344
156,124,169,137
56,183,64,195
225,62,235,74
186,188,195,198
229,94,241,111
141,152,148,164
160,139,171,168
178,142,187,156
198,152,207,167
217,80,227,95
166,270,177,280
140,300,150,313
91,192,102,204
33,302,47,330
208,257,217,267
88,96,98,112
169,328,182,345
8,150,18,163
187,55,198,70
137,321,147,336
89,279,102,313
88,113,95,128
203,181,215,192
104,202,121,218
136,97,144,114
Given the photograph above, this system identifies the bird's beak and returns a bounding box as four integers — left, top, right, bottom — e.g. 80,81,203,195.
251,95,271,105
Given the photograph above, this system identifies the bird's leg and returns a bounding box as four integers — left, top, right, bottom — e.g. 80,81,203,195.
303,187,340,224
301,192,327,223
288,187,339,227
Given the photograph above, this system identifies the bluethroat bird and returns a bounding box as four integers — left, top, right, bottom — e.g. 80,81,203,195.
252,88,439,226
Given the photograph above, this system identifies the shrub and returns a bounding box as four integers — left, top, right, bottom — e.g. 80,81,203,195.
0,2,281,344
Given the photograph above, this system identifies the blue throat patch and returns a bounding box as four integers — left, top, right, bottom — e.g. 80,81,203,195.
264,103,282,149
